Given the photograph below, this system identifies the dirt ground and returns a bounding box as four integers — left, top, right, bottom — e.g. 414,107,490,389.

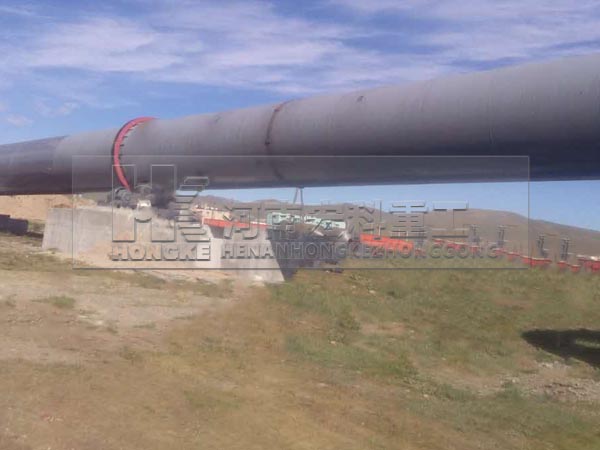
1,231,600,450
0,196,80,222
2,234,394,450
0,234,233,363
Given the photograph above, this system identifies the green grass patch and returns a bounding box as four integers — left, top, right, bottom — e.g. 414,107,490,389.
0,248,70,271
34,295,76,309
266,266,600,449
77,270,233,297
272,268,600,376
286,334,415,380
119,346,143,363
183,388,241,413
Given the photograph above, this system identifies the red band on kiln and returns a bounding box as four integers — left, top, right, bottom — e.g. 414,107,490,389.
112,117,155,191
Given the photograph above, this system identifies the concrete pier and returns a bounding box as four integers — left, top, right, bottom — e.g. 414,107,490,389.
42,206,285,283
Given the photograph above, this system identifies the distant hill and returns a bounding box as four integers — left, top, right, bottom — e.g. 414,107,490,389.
425,209,600,259
194,195,600,260
5,193,594,261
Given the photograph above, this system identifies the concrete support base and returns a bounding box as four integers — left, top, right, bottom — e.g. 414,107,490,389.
42,206,285,284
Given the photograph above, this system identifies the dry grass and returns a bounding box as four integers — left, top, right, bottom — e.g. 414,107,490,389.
1,236,600,449
33,295,76,309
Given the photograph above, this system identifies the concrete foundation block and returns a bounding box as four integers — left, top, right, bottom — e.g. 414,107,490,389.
42,206,284,283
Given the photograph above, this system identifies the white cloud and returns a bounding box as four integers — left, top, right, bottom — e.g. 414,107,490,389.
0,4,37,17
34,99,80,117
7,1,399,94
330,0,600,19
331,0,600,63
0,0,599,112
25,18,188,72
5,114,33,127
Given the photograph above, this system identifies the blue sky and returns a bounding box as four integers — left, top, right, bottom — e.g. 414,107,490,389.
0,0,599,230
